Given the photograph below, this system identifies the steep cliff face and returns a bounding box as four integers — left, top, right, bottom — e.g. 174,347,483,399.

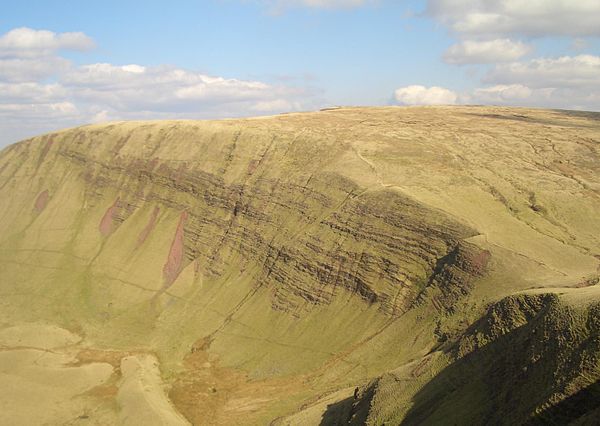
1,106,599,424
0,113,479,320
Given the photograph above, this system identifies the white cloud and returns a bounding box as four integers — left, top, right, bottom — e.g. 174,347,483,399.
444,39,531,64
392,81,600,111
121,64,146,74
467,55,600,110
0,27,94,58
468,84,600,111
0,57,70,82
0,27,320,146
59,63,306,112
427,0,600,37
0,101,77,115
0,21,313,145
0,82,67,103
394,85,457,105
0,28,92,84
251,99,302,111
425,55,600,110
470,84,533,103
485,55,600,89
395,53,600,111
427,1,600,112
0,63,313,130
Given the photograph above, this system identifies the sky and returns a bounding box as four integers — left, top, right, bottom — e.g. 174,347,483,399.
1,0,599,147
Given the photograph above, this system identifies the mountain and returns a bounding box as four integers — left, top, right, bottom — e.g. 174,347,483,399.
0,106,599,425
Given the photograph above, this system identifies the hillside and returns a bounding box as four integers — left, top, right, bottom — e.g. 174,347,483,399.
0,106,599,425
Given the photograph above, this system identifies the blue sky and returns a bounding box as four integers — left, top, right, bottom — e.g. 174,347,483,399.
1,0,599,146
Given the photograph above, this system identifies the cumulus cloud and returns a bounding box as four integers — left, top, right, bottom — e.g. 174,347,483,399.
0,27,94,58
395,53,600,110
444,39,531,64
251,99,302,111
392,81,600,111
0,27,319,146
394,85,457,106
0,82,67,103
0,63,312,143
0,101,78,117
468,55,600,110
427,0,600,37
0,57,71,82
468,84,600,110
470,84,533,103
0,28,90,84
396,55,600,111
60,63,306,113
427,1,600,111
485,55,600,89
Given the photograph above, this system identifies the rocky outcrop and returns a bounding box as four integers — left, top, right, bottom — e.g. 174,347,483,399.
416,241,491,314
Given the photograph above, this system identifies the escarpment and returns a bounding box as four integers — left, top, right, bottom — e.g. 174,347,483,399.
1,106,599,425
10,120,479,316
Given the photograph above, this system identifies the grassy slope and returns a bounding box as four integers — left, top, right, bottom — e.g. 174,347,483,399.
0,106,599,424
360,292,600,425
